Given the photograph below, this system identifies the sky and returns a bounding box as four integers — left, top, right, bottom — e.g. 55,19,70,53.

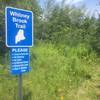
84,0,100,17
39,0,100,18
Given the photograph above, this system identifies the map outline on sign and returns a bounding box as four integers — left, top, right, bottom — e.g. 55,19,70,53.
15,29,26,44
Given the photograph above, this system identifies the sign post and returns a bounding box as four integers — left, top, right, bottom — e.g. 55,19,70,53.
5,7,33,100
18,74,23,100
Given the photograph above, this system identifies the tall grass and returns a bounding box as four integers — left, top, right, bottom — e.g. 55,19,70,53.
0,42,97,100
27,42,96,100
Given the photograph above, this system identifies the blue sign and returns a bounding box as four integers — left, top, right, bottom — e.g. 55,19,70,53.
5,7,33,47
10,47,30,75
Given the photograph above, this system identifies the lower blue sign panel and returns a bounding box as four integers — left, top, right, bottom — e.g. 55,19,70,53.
10,47,30,75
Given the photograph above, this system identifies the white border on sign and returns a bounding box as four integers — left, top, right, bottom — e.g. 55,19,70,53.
5,6,34,47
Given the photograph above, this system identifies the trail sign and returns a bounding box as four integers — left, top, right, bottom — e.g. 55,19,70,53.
10,47,30,75
5,7,33,47
5,7,33,100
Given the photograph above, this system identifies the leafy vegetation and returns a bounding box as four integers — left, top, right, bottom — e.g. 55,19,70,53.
0,0,100,100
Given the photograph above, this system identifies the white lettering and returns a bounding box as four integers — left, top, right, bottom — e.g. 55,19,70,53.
10,11,30,19
13,17,27,24
12,48,28,53
15,23,26,29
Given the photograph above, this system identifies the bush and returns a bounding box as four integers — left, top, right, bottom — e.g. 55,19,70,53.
27,42,94,100
0,42,96,100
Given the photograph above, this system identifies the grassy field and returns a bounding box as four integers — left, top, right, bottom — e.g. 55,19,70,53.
0,42,100,100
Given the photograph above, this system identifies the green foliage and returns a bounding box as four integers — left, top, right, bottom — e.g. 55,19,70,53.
1,42,97,100
39,4,99,55
26,42,95,100
0,0,100,99
91,16,100,54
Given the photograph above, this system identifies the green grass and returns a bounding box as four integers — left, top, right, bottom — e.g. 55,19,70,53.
0,42,99,100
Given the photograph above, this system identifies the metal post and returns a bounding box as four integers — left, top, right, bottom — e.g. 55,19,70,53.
18,74,23,100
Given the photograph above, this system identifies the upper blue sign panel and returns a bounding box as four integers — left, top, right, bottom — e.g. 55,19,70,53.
5,7,33,47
